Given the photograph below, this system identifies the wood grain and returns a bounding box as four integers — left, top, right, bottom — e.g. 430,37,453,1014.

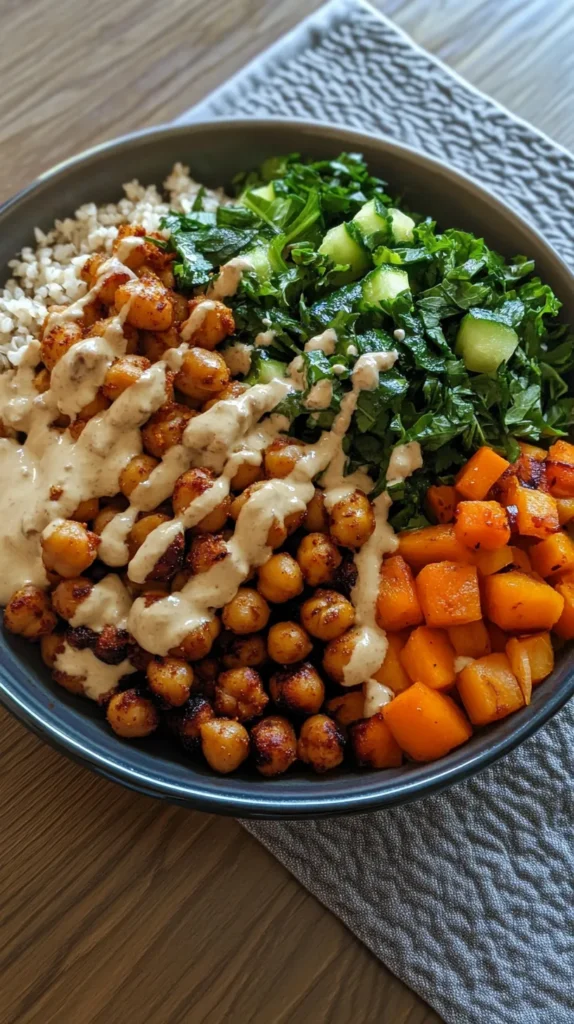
0,1,571,1022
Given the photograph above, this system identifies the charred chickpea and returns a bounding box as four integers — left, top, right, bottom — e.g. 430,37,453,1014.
181,298,235,350
175,348,230,402
296,532,342,587
350,714,403,769
172,467,215,515
4,585,57,640
222,587,270,634
119,454,159,498
221,632,268,670
322,627,364,683
192,496,231,535
112,224,147,269
188,533,228,575
325,690,365,728
300,589,355,642
140,326,180,363
230,459,263,492
41,520,100,579
106,689,159,738
251,716,298,777
141,403,195,459
230,483,303,548
53,668,86,696
267,621,313,665
177,695,215,751
94,625,131,666
297,714,345,773
171,569,191,592
40,321,82,371
263,437,305,479
115,271,173,332
214,667,269,722
40,632,65,669
257,552,303,604
305,488,329,532
193,657,219,696
51,576,94,621
169,616,221,661
93,498,128,537
201,380,246,411
34,367,51,394
102,355,151,401
147,657,194,707
70,498,99,523
87,316,138,355
81,253,132,306
170,290,190,326
269,662,325,716
200,718,250,774
127,513,171,560
329,490,375,549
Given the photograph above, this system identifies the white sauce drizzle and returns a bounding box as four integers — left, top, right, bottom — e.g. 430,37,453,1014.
304,379,333,410
254,329,276,347
363,678,394,717
207,257,253,300
54,644,136,702
387,441,423,484
393,328,406,342
222,341,253,376
180,299,218,342
351,351,398,392
70,575,132,629
304,329,337,355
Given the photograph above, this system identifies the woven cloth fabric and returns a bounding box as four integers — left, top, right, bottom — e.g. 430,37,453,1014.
179,4,574,1021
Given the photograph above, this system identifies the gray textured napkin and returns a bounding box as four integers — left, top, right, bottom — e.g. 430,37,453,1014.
179,3,574,1021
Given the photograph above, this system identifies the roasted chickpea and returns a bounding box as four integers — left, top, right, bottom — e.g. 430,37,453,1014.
140,326,180,363
188,533,228,575
112,224,148,269
4,584,57,639
119,454,159,498
350,713,403,769
193,658,218,695
93,498,128,537
269,662,325,716
322,627,364,683
75,392,111,422
51,576,94,621
300,589,355,641
172,467,214,515
251,716,297,777
220,632,267,670
192,496,231,535
115,271,173,332
40,321,82,371
41,631,65,668
169,616,221,661
329,490,375,549
230,483,304,548
230,460,263,492
175,348,230,402
296,532,342,587
177,694,215,751
170,290,189,325
200,718,250,774
94,625,131,665
181,298,235,350
41,520,100,579
171,569,191,592
34,367,51,394
214,667,269,721
201,380,246,411
222,588,270,634
127,513,171,560
147,657,193,707
70,498,99,523
297,714,345,773
102,355,150,401
264,437,305,479
141,403,195,458
52,668,85,696
305,488,329,532
106,689,159,738
82,253,132,306
88,316,138,354
267,621,313,665
257,553,303,604
325,690,365,727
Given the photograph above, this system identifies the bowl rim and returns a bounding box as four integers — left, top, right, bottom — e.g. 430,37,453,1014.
1,116,573,818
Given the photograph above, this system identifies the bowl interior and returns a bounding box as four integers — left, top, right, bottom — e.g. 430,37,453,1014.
1,119,573,817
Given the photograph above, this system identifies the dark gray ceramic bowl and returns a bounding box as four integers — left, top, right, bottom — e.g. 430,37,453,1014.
1,119,573,819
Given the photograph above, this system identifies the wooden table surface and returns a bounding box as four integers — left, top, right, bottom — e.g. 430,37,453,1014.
1,2,573,1022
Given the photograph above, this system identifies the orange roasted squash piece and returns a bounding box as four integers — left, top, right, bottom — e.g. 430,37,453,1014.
457,653,524,725
448,621,491,659
483,571,564,631
426,485,457,524
383,681,473,761
546,440,574,498
400,626,456,690
416,561,482,628
350,714,403,768
513,632,554,683
397,524,473,571
503,477,559,539
553,581,574,640
505,638,533,705
472,546,514,576
454,500,510,551
372,632,412,694
376,555,423,631
556,498,574,526
529,531,574,578
455,447,509,500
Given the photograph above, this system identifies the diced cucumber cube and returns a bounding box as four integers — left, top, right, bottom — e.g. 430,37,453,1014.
319,222,370,282
362,266,410,304
353,198,388,236
242,244,272,280
389,207,415,243
455,313,519,373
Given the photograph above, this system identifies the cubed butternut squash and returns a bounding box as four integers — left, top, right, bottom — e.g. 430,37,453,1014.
547,440,574,498
454,500,510,551
383,681,473,761
397,524,473,571
473,546,514,576
529,531,574,578
514,632,554,684
455,447,510,500
502,477,559,538
457,653,524,725
553,581,574,640
486,622,510,653
376,555,423,631
426,484,457,524
509,546,532,573
400,626,456,690
448,621,491,658
350,713,403,768
514,443,548,490
372,632,412,694
416,561,482,628
505,638,533,705
556,498,574,526
483,571,564,631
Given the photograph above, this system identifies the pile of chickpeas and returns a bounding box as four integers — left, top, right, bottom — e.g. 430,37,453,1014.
3,224,384,777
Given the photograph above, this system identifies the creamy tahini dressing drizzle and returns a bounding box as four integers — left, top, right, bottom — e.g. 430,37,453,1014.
54,644,136,701
70,575,132,629
304,329,337,355
180,299,218,342
222,341,253,376
206,257,253,301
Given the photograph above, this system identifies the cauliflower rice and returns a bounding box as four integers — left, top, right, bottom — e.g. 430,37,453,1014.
0,164,227,367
